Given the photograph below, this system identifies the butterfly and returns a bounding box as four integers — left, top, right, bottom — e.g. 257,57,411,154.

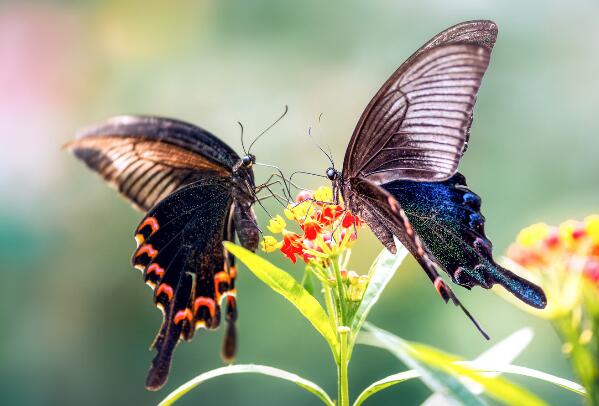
324,20,546,336
67,115,261,390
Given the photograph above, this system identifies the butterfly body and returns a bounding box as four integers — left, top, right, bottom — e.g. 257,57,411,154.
327,20,546,336
68,115,259,389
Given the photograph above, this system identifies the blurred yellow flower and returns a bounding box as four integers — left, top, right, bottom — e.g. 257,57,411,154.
585,215,599,244
559,220,581,249
260,236,280,253
267,215,286,234
504,215,599,319
516,222,549,248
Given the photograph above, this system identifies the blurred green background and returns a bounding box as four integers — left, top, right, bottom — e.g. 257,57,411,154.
1,0,598,405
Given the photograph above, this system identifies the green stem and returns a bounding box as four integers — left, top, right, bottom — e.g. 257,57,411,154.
338,326,350,406
323,284,340,363
331,256,348,325
554,313,599,404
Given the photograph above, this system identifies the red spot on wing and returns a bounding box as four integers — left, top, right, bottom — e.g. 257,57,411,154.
193,297,216,318
214,271,231,302
433,277,450,302
156,284,174,302
136,244,158,259
387,196,400,214
174,308,194,325
228,265,238,279
146,263,165,279
137,216,160,235
214,271,231,286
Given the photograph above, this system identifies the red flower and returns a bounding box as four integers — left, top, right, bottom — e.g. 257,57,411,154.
585,260,599,283
302,220,323,241
280,232,304,263
318,205,344,226
342,212,361,229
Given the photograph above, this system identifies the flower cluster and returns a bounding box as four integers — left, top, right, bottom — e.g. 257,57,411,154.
507,215,599,298
504,215,599,402
260,186,362,265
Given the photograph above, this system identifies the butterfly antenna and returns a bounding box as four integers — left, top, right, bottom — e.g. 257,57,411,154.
288,170,328,193
238,121,247,155
248,105,289,154
308,126,335,168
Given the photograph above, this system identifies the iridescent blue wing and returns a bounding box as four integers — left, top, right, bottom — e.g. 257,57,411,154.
346,177,490,337
381,173,546,308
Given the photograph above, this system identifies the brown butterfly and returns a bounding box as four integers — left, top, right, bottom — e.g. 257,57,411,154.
324,20,546,337
67,116,260,389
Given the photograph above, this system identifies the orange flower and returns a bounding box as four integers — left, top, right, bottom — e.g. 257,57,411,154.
341,212,360,229
318,205,344,227
505,215,599,318
280,232,304,264
302,219,323,241
260,186,365,266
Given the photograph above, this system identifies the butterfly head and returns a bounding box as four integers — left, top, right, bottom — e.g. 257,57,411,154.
241,154,256,168
326,167,339,181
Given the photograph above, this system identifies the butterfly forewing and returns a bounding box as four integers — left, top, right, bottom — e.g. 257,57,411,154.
343,43,492,184
66,116,237,211
407,20,497,64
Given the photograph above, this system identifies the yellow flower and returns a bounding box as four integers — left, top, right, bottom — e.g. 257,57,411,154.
516,222,549,248
559,220,581,249
267,215,286,234
260,236,280,253
284,201,315,223
585,214,599,245
314,186,333,203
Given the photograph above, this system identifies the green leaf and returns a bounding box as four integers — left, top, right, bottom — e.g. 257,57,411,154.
353,364,585,406
159,364,335,406
359,323,549,406
461,362,586,397
302,266,315,296
353,370,422,406
360,323,487,406
350,242,408,343
423,327,534,404
224,242,339,354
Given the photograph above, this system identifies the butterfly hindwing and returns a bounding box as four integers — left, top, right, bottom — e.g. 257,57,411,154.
132,177,234,390
381,174,546,309
66,116,239,211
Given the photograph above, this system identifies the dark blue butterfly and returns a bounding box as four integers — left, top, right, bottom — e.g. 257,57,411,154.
325,20,546,337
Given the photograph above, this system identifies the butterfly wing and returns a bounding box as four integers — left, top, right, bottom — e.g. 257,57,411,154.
381,174,546,309
342,21,497,183
66,115,238,211
132,177,236,390
345,177,545,337
344,177,490,336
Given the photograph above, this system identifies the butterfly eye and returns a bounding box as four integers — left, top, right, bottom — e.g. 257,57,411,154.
242,155,254,167
326,167,337,180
